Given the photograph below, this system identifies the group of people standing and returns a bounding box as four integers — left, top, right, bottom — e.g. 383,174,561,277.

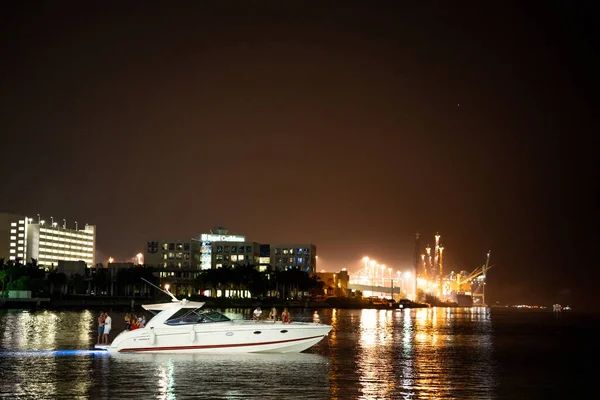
253,306,292,323
97,312,112,344
97,311,147,345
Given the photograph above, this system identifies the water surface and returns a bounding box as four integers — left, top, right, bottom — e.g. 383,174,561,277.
0,307,591,399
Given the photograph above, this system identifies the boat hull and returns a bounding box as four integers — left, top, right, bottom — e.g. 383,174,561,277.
95,321,331,354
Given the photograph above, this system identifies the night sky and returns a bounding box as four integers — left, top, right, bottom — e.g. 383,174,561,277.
1,2,597,309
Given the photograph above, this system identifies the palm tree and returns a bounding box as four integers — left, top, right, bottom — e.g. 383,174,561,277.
47,270,67,297
0,270,7,297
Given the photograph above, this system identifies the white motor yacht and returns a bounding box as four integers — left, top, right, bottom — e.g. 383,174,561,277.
95,297,332,354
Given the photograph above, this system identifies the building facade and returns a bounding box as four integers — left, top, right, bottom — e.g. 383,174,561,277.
270,244,317,273
145,238,202,269
143,228,318,295
1,213,96,268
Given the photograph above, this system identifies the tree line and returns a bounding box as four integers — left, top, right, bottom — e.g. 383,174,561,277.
0,258,324,300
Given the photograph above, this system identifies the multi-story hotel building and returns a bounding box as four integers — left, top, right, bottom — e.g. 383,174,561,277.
0,213,96,268
145,229,261,272
145,228,316,276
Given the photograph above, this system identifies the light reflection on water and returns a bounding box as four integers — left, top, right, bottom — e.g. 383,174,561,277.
327,307,495,400
0,307,588,399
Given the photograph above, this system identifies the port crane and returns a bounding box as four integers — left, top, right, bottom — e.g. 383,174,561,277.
442,251,493,306
470,251,492,306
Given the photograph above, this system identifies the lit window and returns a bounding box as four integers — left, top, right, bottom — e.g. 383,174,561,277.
9,249,15,253
238,255,245,261
18,233,24,237
11,222,17,227
231,255,238,262
216,264,222,268
9,256,15,260
17,247,23,251
17,240,23,244
10,236,16,240
18,226,24,231
18,220,24,224
11,229,16,234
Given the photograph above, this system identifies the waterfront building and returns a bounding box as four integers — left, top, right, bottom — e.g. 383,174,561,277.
143,227,317,296
270,244,317,273
145,238,202,269
315,270,350,297
0,213,96,268
258,244,270,272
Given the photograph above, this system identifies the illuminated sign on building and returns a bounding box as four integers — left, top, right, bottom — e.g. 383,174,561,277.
200,234,245,242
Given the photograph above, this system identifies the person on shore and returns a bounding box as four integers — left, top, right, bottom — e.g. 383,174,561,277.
253,306,262,321
281,308,290,324
97,312,105,344
103,312,112,344
269,307,277,323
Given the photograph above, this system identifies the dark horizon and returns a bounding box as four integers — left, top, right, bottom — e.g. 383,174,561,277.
1,1,597,310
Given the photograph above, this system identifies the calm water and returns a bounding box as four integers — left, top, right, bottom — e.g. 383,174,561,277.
0,307,594,399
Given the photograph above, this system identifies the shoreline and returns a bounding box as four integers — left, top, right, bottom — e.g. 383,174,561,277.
1,296,429,311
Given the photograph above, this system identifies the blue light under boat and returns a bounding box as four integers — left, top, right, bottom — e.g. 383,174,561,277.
0,349,109,357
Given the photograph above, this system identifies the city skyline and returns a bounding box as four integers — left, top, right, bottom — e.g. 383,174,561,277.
0,2,596,309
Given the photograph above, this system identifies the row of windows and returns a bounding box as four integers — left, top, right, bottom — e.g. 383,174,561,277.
162,253,191,260
39,241,94,251
275,257,311,264
39,249,94,257
40,228,94,238
159,271,199,278
161,243,191,251
38,256,93,264
274,248,311,255
161,262,191,268
216,254,250,262
216,245,253,253
39,235,94,246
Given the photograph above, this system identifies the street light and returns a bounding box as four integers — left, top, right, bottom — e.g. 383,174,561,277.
369,260,376,295
388,267,393,300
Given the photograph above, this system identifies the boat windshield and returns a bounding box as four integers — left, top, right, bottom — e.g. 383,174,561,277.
165,308,231,325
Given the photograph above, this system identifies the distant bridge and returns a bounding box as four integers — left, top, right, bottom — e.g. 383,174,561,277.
348,283,401,295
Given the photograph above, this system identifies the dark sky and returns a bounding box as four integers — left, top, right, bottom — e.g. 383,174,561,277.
1,1,597,309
